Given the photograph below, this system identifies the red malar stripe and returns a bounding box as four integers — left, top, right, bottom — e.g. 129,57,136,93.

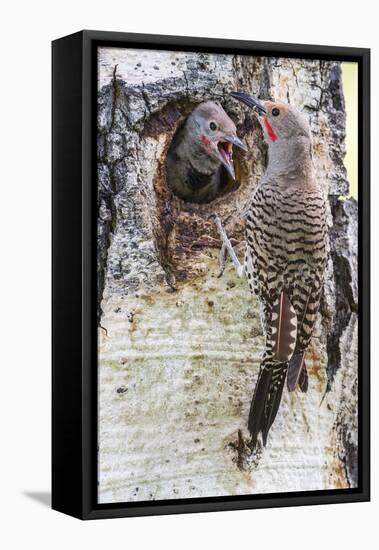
264,117,278,142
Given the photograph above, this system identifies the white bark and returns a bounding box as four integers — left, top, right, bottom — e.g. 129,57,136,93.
97,48,358,503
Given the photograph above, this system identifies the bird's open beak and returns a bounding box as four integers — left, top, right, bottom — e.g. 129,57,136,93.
217,141,235,179
217,134,247,180
224,135,248,151
230,92,267,116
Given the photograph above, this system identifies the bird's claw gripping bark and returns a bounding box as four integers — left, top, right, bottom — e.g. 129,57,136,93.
214,215,244,278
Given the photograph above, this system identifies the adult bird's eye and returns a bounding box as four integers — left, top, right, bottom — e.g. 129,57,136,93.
272,107,280,117
209,121,217,131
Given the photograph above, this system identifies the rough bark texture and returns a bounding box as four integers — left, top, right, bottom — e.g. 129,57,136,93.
97,48,358,503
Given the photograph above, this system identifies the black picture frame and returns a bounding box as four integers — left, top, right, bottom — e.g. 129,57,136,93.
52,30,370,520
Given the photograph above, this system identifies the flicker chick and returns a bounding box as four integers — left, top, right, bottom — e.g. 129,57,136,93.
166,101,247,204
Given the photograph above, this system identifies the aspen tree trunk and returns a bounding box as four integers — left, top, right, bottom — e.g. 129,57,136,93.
97,48,358,503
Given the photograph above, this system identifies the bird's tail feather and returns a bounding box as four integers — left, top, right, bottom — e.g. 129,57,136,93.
287,352,308,392
298,362,308,393
248,363,287,448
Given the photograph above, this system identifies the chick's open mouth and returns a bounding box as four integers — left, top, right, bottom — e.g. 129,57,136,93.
217,141,234,166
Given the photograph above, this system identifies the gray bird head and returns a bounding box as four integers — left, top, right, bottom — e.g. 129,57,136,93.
230,92,315,181
186,101,247,179
230,92,311,144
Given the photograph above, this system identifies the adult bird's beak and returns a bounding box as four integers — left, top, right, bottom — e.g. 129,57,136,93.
230,92,267,116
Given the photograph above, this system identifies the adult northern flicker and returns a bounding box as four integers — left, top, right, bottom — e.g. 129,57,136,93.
217,92,328,449
166,101,247,204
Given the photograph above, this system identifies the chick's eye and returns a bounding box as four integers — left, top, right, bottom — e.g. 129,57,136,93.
209,121,217,131
272,107,280,117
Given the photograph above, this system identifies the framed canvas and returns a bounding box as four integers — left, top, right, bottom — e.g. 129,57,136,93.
52,30,370,520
